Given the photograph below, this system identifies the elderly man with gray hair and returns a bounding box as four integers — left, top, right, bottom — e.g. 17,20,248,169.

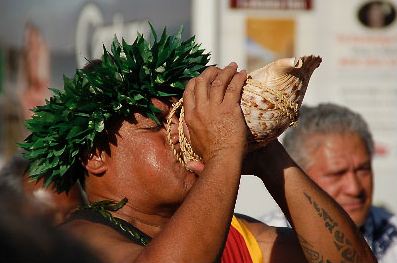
260,103,397,263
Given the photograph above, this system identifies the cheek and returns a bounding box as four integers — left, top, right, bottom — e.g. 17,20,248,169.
361,174,374,196
113,149,165,191
140,148,165,175
131,138,173,177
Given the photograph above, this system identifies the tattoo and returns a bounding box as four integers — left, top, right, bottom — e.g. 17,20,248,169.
297,234,334,263
304,193,340,234
303,192,360,263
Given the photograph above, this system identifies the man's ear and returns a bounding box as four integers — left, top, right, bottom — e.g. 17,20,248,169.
82,150,107,175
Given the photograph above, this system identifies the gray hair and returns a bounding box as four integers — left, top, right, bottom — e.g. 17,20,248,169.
282,103,374,169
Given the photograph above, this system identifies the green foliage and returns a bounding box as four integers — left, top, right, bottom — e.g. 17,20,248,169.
20,24,210,192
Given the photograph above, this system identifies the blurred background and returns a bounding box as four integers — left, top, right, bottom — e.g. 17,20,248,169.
0,0,396,217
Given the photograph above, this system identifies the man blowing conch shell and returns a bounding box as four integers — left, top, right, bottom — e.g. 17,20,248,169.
22,25,376,263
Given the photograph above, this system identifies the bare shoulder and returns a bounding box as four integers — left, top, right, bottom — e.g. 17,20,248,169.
234,213,279,245
235,214,306,263
60,219,144,263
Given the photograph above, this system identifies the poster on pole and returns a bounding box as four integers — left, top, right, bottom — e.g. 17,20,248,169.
246,18,295,72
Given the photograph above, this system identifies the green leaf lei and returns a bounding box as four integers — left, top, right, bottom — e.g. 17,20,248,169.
77,198,151,246
20,24,210,193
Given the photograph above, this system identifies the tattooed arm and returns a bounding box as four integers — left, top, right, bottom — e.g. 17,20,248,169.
246,140,377,263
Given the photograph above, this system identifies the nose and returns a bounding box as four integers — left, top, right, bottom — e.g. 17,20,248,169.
344,171,364,196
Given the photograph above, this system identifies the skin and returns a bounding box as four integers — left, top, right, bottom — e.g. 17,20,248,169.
367,3,386,28
302,133,373,227
61,64,376,263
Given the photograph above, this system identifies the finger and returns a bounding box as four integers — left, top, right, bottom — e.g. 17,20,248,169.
183,78,196,117
209,62,238,104
223,70,247,105
200,65,221,81
194,67,219,105
186,160,205,173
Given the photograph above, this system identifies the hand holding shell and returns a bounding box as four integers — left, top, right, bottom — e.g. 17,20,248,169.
166,55,322,166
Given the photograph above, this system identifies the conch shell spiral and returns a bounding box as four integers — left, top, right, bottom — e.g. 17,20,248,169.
166,55,322,166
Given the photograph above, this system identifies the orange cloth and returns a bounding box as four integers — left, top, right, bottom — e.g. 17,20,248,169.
221,216,263,263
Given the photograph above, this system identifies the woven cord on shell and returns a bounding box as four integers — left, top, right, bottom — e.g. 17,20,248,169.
166,98,201,167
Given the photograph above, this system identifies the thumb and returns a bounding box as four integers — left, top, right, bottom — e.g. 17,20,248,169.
186,160,205,174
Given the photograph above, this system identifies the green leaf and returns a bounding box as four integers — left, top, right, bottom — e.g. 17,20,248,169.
95,120,105,132
53,145,66,157
149,22,157,42
111,36,121,57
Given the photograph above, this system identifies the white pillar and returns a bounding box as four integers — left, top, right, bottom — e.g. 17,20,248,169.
192,0,219,64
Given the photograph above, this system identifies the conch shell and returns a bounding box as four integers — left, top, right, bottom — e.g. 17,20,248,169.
166,55,322,165
242,55,322,145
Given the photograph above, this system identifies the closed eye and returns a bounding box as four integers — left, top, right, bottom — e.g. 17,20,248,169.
140,116,166,131
355,162,372,175
327,169,347,177
142,124,163,131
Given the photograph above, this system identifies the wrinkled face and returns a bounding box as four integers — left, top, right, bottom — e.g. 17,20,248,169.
104,99,197,212
304,133,373,227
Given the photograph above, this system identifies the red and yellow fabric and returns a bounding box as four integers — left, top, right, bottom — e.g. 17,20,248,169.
222,215,263,263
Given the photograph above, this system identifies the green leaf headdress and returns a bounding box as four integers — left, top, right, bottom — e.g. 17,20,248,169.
20,24,210,193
